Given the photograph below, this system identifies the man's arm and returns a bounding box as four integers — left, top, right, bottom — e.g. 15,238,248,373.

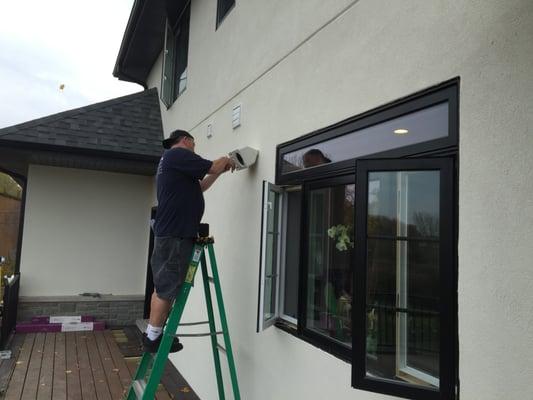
208,156,231,175
200,157,235,192
200,173,221,192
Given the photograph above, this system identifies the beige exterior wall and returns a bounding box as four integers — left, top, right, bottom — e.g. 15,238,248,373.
146,1,533,399
19,165,153,297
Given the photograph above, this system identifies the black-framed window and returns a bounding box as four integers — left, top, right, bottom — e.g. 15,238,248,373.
353,158,455,399
299,175,355,359
161,3,191,108
261,79,458,399
216,0,235,28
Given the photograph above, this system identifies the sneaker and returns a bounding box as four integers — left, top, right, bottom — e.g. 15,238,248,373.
142,333,184,353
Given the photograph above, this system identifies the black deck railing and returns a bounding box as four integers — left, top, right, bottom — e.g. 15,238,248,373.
1,273,20,349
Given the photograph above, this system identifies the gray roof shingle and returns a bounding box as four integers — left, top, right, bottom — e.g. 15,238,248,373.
0,88,164,158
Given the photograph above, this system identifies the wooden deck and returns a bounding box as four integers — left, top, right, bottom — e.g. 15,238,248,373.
0,330,175,400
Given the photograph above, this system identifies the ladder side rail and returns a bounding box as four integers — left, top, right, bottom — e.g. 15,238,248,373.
133,243,204,399
201,251,226,400
126,352,152,400
207,244,241,400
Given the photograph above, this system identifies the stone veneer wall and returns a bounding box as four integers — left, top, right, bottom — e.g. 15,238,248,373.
17,295,145,327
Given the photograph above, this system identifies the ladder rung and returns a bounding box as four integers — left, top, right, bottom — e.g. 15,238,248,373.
208,276,214,283
217,344,226,353
178,321,209,326
132,379,146,398
176,331,223,337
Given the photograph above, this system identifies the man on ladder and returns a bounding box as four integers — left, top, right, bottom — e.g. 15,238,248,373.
144,129,235,353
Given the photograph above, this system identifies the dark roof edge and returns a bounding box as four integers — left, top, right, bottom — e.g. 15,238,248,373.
0,139,161,163
0,88,158,137
113,0,149,87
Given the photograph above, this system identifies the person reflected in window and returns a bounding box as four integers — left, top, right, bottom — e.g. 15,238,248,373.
302,149,331,168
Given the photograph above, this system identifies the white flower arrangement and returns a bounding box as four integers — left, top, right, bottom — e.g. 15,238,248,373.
327,224,354,251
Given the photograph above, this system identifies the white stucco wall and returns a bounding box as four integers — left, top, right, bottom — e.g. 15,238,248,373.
19,165,154,297
146,1,533,399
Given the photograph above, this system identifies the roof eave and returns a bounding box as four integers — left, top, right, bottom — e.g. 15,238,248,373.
113,0,166,87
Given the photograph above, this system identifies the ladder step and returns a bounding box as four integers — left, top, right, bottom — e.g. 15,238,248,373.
132,379,146,398
217,343,226,353
176,331,223,337
208,276,214,283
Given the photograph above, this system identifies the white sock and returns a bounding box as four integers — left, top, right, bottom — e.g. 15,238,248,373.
146,324,162,341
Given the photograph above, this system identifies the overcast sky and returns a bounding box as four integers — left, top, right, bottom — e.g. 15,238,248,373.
0,0,142,129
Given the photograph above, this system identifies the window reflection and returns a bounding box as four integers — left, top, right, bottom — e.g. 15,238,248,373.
282,102,448,174
302,149,331,168
306,183,354,346
366,171,440,388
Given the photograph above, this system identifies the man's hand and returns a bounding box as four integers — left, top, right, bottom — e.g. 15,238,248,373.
202,157,235,192
224,159,236,173
209,156,232,175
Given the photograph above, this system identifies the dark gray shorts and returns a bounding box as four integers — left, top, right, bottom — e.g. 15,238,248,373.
151,237,194,301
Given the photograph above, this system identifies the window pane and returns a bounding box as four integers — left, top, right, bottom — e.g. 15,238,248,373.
282,103,448,174
263,187,280,324
368,171,440,238
161,25,175,107
257,182,281,332
283,190,301,319
365,170,440,389
267,188,279,233
263,275,275,321
306,184,354,346
173,3,190,100
406,241,439,378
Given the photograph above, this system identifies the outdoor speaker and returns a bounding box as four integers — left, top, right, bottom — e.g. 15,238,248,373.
228,147,259,170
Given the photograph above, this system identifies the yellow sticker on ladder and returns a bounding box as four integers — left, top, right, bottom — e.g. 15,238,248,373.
185,265,197,283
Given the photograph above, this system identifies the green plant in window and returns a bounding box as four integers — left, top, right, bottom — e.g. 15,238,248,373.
327,224,354,251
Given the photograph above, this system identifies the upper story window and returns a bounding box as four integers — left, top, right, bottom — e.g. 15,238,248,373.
260,80,459,400
216,0,235,28
161,3,191,108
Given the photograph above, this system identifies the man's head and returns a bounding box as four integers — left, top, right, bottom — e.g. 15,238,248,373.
163,129,195,152
303,148,331,168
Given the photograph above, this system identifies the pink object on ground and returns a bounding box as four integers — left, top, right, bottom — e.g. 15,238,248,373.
31,315,95,324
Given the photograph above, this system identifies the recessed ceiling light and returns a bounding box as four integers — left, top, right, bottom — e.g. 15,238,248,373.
394,129,409,135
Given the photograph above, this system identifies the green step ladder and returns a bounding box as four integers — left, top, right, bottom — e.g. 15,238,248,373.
126,230,241,400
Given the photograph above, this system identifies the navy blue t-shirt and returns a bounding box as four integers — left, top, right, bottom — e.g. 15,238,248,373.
154,148,213,238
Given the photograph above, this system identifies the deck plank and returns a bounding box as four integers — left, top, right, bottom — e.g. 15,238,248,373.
94,331,126,400
76,332,97,400
2,329,177,400
102,331,133,391
52,333,67,400
36,332,55,399
21,332,45,400
85,332,111,400
4,333,34,400
65,332,82,400
0,332,26,395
